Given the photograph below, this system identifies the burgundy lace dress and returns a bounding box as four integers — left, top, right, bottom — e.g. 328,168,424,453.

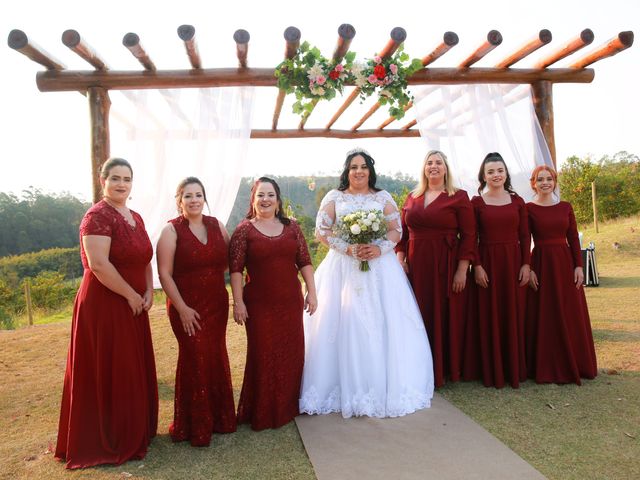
55,200,158,469
229,219,312,430
167,215,236,446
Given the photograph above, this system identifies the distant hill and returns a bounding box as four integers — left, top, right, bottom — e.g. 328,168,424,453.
226,174,416,230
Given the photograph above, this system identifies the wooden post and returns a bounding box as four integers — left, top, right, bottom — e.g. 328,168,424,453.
591,181,599,233
88,87,111,203
531,80,556,167
24,279,33,326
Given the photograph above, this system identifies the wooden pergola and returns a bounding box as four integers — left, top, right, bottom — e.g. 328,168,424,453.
8,25,634,202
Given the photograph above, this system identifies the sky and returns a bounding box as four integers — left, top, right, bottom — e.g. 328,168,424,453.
1,0,638,202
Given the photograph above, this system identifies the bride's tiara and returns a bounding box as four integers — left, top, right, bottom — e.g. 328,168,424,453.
346,147,373,160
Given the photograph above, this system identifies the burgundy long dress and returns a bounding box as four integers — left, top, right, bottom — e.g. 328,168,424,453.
397,190,476,388
526,201,598,384
470,194,530,388
167,215,236,446
229,219,312,430
55,200,158,469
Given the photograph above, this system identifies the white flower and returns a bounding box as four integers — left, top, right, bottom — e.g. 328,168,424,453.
307,63,324,81
372,222,380,231
310,86,325,96
367,212,377,221
350,224,361,235
363,219,372,226
350,62,366,77
355,76,368,88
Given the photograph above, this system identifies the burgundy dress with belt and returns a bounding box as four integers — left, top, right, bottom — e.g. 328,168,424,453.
526,201,597,384
167,215,236,446
229,219,312,430
397,190,476,388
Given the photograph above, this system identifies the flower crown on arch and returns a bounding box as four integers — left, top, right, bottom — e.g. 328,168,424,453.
346,147,373,161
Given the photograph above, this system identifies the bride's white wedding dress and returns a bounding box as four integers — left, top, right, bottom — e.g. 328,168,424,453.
299,189,434,418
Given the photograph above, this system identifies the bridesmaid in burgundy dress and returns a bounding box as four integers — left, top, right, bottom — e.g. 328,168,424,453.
526,165,597,384
157,177,236,446
396,150,476,388
55,158,158,469
470,153,530,388
229,177,317,430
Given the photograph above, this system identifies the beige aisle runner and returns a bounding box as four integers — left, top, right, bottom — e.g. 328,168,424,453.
295,393,546,480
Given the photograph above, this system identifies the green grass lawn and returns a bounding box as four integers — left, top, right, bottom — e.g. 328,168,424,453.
0,215,638,479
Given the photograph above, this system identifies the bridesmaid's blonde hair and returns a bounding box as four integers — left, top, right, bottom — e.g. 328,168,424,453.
411,150,457,200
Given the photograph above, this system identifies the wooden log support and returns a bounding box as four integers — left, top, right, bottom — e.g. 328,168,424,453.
62,29,108,70
531,80,556,167
35,66,596,92
123,33,156,71
535,29,594,68
7,29,65,70
88,87,111,203
272,26,301,130
24,279,33,326
495,29,552,68
356,32,459,131
234,29,250,68
177,25,201,69
569,31,634,68
299,23,358,129
251,128,421,139
325,27,406,130
458,30,503,68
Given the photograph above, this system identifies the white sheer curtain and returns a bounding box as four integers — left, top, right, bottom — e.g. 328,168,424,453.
414,84,553,200
109,87,255,286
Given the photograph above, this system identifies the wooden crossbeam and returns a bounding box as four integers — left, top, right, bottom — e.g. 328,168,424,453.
535,29,594,68
234,29,250,68
325,27,406,130
354,31,459,131
8,29,65,70
272,26,301,130
459,30,503,68
299,23,357,129
122,32,156,70
251,128,420,139
62,29,108,70
177,25,201,69
569,31,634,68
495,29,552,68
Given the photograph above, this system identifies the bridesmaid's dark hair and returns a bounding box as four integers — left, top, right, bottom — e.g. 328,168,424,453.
477,152,515,195
100,157,133,179
338,149,381,192
175,176,209,215
246,177,291,225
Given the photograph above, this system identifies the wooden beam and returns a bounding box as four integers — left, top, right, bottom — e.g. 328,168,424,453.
531,80,556,167
177,25,201,69
88,87,111,203
299,23,358,129
234,29,250,68
569,31,634,68
122,32,156,70
7,29,65,70
495,29,552,68
272,26,301,130
459,30,503,68
325,27,406,130
369,31,459,131
535,29,594,68
62,29,108,70
405,67,594,85
250,128,421,139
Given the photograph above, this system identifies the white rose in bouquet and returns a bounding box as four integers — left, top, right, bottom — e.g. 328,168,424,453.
350,224,361,235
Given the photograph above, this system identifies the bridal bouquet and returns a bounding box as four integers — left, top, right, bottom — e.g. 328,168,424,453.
336,209,387,272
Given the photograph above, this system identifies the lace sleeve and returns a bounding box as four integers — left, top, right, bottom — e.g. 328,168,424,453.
229,221,249,273
371,191,401,255
316,190,349,254
292,221,312,268
80,207,113,237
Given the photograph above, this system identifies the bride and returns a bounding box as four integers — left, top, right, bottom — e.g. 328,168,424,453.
299,149,434,418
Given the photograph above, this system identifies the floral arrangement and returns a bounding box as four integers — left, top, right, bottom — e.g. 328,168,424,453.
336,209,387,271
275,44,423,120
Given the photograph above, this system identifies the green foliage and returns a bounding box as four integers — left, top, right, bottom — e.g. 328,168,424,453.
0,246,82,283
28,272,78,310
391,185,411,209
559,151,640,224
0,188,89,257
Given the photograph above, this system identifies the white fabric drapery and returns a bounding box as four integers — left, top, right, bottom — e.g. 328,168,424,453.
109,87,255,286
413,84,553,200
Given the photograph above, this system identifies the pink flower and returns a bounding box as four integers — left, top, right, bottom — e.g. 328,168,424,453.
389,64,398,75
335,64,344,72
316,75,326,85
374,56,382,64
368,74,378,84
